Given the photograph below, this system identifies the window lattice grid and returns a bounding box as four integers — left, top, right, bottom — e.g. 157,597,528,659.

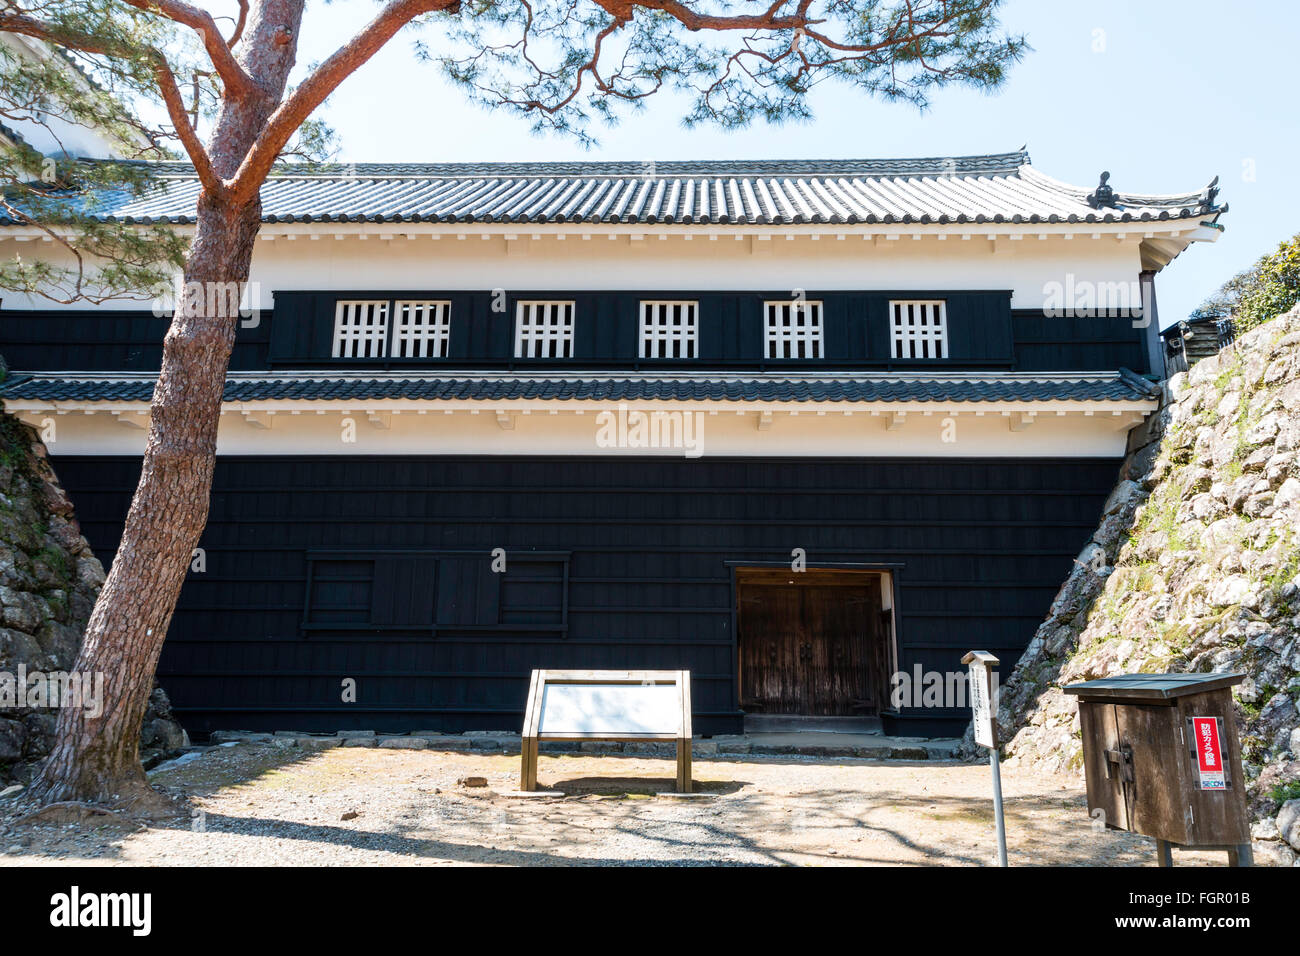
392,300,451,358
890,300,948,359
332,300,389,358
514,301,575,358
764,300,823,359
639,300,699,359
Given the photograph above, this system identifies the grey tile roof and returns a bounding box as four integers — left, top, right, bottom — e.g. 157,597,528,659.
2,370,1161,404
9,151,1223,227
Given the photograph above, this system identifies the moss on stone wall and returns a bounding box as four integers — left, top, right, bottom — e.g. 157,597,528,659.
983,305,1300,866
0,406,187,787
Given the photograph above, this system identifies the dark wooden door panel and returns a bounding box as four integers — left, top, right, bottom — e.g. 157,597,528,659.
804,586,862,716
871,609,893,712
739,587,804,712
738,573,886,717
1117,703,1190,844
1079,702,1128,832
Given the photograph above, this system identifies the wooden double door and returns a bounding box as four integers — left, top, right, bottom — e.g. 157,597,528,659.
737,569,890,717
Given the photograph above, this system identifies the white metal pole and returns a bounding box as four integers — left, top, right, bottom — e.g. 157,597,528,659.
990,746,1008,867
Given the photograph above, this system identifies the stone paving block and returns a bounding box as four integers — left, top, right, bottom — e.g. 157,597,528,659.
889,747,930,760
801,746,858,758
209,731,274,744
580,742,624,753
624,742,674,755
540,741,580,753
751,744,800,756
210,728,959,761
853,746,893,758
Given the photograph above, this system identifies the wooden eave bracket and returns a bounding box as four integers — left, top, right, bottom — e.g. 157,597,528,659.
885,411,907,431
495,410,516,430
1009,411,1036,432
113,411,149,430
756,410,774,431
240,410,274,429
1111,410,1148,430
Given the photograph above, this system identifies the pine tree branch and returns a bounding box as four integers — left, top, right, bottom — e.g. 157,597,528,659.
229,0,458,205
595,0,811,32
120,0,258,99
149,53,223,195
0,12,139,59
0,10,224,195
227,0,249,48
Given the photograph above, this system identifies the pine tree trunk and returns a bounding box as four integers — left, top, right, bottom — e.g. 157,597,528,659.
30,199,261,805
30,0,306,805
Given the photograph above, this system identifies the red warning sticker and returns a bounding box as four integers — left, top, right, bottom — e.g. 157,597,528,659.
1192,717,1225,790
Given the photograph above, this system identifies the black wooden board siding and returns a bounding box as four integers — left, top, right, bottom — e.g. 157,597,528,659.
372,556,438,626
0,310,272,371
52,454,1119,737
2,290,1151,373
1011,310,1147,373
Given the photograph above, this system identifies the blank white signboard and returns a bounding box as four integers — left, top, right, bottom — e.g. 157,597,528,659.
538,683,682,736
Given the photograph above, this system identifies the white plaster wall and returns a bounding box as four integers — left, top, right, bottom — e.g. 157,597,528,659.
0,230,1154,313
24,407,1135,458
0,35,133,160
242,232,1149,313
3,114,120,160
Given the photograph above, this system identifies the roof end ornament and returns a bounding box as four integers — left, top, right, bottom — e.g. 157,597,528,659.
1086,171,1119,209
1201,175,1220,209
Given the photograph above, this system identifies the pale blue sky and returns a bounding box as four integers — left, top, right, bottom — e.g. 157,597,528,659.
290,0,1297,327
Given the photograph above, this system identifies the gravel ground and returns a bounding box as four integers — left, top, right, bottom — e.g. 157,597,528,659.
0,745,1228,866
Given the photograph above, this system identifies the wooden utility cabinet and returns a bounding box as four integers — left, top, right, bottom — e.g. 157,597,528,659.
1064,673,1251,866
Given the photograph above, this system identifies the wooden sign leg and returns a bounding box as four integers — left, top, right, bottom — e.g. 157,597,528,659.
677,668,693,793
676,737,692,793
1155,839,1173,867
520,669,542,792
521,736,539,792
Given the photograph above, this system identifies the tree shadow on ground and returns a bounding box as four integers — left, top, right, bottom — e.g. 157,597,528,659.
535,775,746,796
148,744,353,798
0,748,1220,867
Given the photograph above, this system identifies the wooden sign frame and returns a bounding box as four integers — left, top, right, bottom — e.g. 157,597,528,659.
520,669,692,793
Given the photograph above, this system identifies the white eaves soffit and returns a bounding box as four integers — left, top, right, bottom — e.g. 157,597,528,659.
6,395,1157,459
0,221,1224,272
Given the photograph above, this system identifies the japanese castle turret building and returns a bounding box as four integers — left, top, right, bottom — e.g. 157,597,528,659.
0,151,1226,737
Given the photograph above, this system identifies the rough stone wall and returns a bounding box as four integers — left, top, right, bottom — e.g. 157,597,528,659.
0,409,187,787
977,305,1300,866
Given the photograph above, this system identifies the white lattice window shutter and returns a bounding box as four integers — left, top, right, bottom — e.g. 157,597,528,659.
890,300,948,359
332,300,389,358
639,301,698,358
764,300,823,359
515,301,575,358
392,300,451,358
